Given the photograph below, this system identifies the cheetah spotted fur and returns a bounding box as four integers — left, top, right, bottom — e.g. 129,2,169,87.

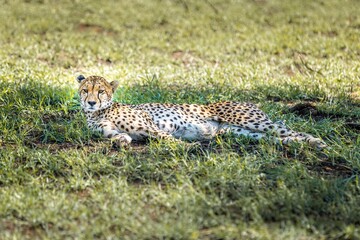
77,75,327,149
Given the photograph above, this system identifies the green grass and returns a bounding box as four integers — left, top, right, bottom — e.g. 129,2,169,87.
1,0,360,239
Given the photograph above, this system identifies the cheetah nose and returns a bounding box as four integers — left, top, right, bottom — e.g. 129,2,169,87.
88,101,96,106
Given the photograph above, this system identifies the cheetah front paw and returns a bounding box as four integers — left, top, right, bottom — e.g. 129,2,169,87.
308,138,328,150
282,136,328,150
112,134,132,147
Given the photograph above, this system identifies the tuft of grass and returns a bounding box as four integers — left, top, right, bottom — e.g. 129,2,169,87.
1,0,360,239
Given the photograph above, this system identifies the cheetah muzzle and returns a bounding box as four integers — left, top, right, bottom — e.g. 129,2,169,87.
77,75,328,150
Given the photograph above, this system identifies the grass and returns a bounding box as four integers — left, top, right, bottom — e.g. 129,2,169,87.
0,0,360,239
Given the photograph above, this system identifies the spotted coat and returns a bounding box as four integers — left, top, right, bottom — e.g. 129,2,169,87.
77,75,327,149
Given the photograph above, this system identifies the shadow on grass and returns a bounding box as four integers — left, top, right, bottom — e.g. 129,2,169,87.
0,80,91,146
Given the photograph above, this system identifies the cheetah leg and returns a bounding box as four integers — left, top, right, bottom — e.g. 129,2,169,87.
279,131,328,149
223,122,326,149
243,119,327,149
207,102,327,149
128,110,179,142
144,125,179,141
243,121,327,149
92,120,132,146
219,124,265,140
108,107,179,144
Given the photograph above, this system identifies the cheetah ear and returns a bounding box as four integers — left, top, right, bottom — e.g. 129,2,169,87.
110,80,119,92
76,75,86,83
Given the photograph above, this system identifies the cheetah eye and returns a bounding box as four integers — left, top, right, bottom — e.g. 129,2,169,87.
82,89,88,93
98,90,105,94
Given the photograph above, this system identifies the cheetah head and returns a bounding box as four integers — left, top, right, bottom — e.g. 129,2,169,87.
76,75,119,111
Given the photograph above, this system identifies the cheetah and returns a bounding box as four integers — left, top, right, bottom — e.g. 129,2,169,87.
77,75,327,149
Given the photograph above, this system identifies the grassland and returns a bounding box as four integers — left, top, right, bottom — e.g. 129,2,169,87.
0,0,359,239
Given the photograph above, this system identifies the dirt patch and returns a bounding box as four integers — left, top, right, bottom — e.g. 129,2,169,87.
350,90,360,102
2,219,48,238
171,50,217,67
29,142,82,152
3,220,16,232
41,110,74,123
21,139,152,156
171,50,199,67
288,102,319,116
76,23,117,35
313,30,338,37
344,122,360,130
287,102,360,124
266,95,322,103
4,221,41,237
97,58,113,65
308,160,355,177
282,65,296,77
75,188,92,199
282,149,356,178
